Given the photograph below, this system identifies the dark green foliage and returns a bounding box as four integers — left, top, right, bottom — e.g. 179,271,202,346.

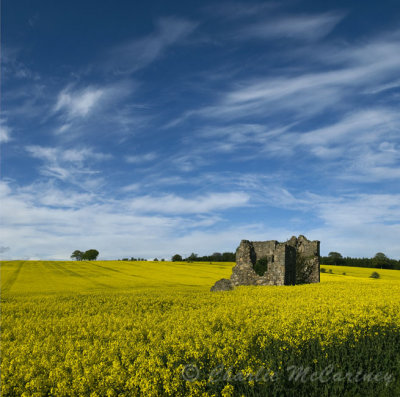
328,252,344,266
372,253,390,269
253,257,268,276
370,271,380,279
172,254,183,262
205,326,400,397
70,250,84,261
182,252,236,262
320,268,326,273
321,252,400,270
82,249,99,261
127,258,147,261
329,269,333,274
187,253,198,261
71,249,99,261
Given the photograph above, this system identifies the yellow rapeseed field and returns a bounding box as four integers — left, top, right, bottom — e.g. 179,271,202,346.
1,260,399,396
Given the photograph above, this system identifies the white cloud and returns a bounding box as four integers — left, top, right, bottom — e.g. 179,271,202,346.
307,194,400,258
121,183,141,192
0,120,11,143
25,145,112,188
205,2,278,20
238,12,344,41
170,154,208,172
104,17,197,74
53,81,135,124
1,179,399,260
364,79,400,95
251,188,400,258
54,86,104,118
0,180,254,260
0,126,11,143
26,145,112,163
125,152,158,163
19,182,96,208
187,105,400,183
129,192,250,214
298,109,398,147
1,46,39,81
168,31,400,129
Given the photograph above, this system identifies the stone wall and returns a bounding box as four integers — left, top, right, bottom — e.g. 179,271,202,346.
210,235,319,291
287,235,320,284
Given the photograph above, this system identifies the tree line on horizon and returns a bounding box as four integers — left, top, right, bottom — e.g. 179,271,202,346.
172,252,236,262
321,251,400,270
76,249,400,270
118,252,236,262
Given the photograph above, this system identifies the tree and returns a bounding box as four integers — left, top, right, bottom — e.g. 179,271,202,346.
221,252,235,262
370,271,380,279
71,250,84,261
82,249,99,261
210,252,222,261
374,252,387,259
187,253,198,262
327,252,343,266
172,254,182,262
372,252,389,269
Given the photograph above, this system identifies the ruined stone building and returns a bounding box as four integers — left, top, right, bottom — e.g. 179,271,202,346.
211,235,320,291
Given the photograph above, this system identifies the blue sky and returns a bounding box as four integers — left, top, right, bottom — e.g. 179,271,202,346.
1,0,400,260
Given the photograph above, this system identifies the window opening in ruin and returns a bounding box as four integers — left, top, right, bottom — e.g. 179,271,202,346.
253,257,268,276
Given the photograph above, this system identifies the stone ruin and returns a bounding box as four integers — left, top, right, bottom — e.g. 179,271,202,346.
211,235,320,291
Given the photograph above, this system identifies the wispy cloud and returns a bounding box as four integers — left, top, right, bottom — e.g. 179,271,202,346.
54,86,104,118
163,27,400,188
246,187,400,257
2,178,400,259
205,1,278,20
298,108,398,147
25,145,112,189
104,17,197,74
238,12,344,41
167,30,400,127
364,79,400,95
0,119,12,143
121,183,141,192
0,180,254,259
190,107,400,183
125,152,158,164
129,192,250,214
53,81,135,122
3,2,400,261
26,145,112,163
1,46,39,80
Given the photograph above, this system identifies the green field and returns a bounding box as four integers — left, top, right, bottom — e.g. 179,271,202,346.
1,261,400,396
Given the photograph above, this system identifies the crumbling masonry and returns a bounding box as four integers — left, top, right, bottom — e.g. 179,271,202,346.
211,235,320,291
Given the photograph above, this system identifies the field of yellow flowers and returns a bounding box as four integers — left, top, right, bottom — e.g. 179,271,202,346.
1,260,400,396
